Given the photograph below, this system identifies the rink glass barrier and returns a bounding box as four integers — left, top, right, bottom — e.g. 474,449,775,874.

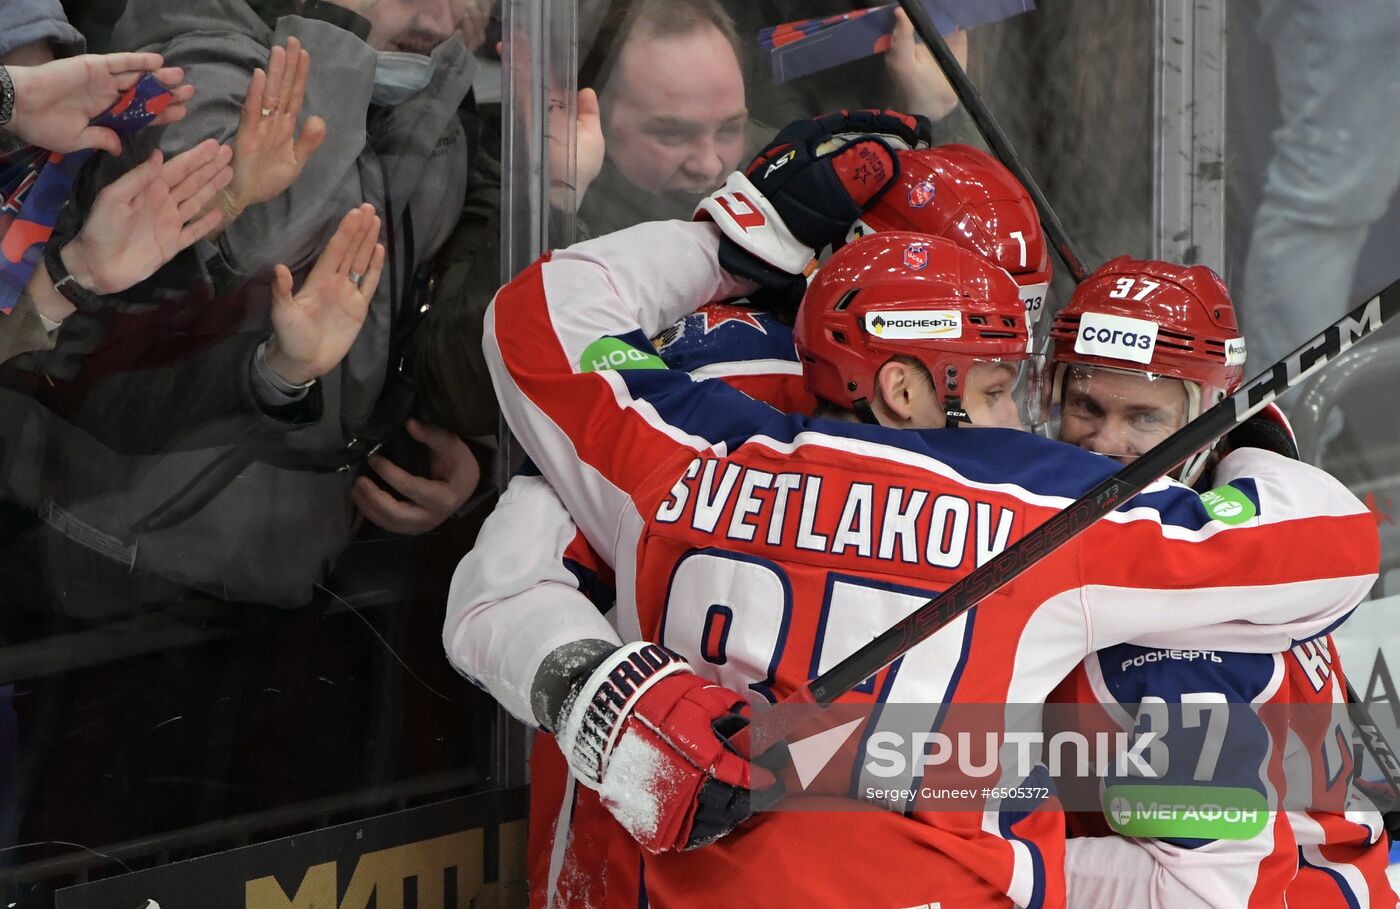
0,0,1393,906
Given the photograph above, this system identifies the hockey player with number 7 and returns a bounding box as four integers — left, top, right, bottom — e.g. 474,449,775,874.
1037,260,1398,909
480,110,1380,908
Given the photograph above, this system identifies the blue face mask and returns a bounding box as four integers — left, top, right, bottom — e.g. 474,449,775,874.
372,50,436,106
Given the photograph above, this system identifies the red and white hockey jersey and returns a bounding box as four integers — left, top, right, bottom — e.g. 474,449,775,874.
445,299,806,726
479,219,1380,909
1049,636,1395,909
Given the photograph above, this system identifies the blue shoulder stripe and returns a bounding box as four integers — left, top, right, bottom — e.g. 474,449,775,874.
614,356,1229,532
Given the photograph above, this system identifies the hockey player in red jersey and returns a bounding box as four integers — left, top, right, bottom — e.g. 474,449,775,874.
448,133,1063,906
1039,259,1398,908
478,111,1379,908
446,138,1056,733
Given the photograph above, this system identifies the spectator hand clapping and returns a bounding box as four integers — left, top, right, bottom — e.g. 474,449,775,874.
264,204,384,385
217,37,327,228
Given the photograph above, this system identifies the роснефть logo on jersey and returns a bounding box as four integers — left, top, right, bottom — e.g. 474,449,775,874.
866,311,963,340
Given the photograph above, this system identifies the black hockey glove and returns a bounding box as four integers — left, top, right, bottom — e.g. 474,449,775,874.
1217,402,1300,461
696,109,932,314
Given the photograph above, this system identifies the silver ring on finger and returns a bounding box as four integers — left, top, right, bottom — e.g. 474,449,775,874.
348,271,365,287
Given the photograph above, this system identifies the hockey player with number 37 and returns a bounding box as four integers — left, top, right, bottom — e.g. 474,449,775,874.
480,110,1379,908
1036,259,1398,909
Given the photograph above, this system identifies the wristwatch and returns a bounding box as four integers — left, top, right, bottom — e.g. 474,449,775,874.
44,237,102,309
0,66,15,128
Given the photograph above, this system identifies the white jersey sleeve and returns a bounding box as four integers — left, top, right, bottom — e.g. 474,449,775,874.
482,218,764,580
443,471,622,725
1084,448,1378,653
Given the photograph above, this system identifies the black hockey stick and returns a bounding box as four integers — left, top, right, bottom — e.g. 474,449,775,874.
781,284,1399,708
1345,679,1400,822
895,0,1090,283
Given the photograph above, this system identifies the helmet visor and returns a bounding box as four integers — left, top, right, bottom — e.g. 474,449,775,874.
1035,364,1195,463
951,355,1043,431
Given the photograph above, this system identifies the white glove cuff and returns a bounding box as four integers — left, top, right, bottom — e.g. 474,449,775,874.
556,641,692,790
695,170,816,277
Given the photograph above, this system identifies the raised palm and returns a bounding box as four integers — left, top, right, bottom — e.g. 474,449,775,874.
267,205,384,385
229,38,327,209
62,139,232,294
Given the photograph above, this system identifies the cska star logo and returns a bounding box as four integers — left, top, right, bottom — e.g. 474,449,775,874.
698,303,768,334
907,178,937,209
903,242,930,272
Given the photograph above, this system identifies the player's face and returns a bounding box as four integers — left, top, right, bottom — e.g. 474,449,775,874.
1057,366,1188,463
897,361,1025,430
963,361,1025,430
603,26,748,196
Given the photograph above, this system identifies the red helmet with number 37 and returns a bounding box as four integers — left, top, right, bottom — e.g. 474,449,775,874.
795,232,1032,428
846,145,1053,324
1043,256,1247,481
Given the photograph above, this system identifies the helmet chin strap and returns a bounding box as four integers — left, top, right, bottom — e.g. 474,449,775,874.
942,396,971,429
941,365,968,429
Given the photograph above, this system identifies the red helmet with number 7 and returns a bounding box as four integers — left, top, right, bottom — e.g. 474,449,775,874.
795,232,1033,428
1043,256,1247,481
846,145,1053,325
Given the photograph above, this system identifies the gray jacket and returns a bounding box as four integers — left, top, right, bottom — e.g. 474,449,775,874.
1,0,85,58
0,0,477,609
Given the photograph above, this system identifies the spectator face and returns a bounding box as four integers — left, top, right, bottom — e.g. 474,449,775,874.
367,0,464,54
1057,366,1188,463
603,24,747,195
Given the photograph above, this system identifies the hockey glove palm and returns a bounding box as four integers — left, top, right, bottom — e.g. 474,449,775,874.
696,109,931,308
556,642,782,853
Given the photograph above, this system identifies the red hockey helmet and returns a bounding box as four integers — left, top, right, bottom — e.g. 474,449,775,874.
795,231,1032,427
846,145,1052,322
1043,256,1247,479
